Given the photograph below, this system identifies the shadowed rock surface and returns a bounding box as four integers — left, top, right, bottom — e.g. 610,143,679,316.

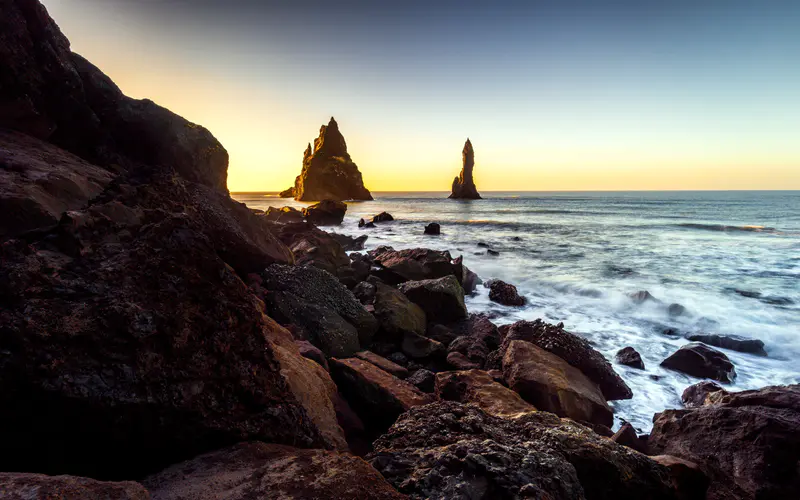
370,401,675,500
268,221,350,276
449,139,481,199
660,342,736,383
287,118,372,201
399,275,468,323
143,443,405,500
0,473,150,500
435,369,535,417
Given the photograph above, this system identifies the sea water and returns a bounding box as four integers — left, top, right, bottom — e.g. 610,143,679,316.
233,191,800,431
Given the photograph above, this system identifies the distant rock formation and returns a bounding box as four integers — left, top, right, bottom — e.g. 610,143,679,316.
449,139,481,199
282,118,373,201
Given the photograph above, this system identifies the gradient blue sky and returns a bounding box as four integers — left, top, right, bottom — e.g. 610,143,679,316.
43,0,800,190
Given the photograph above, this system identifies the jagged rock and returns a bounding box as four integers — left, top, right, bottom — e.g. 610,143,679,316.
486,279,526,306
686,333,767,356
263,205,304,223
487,319,633,401
369,246,463,285
278,186,295,197
291,118,372,201
269,221,350,276
616,346,645,369
649,384,800,499
355,351,409,379
398,275,467,323
612,422,647,453
423,222,440,235
406,369,436,393
650,456,710,500
446,314,502,368
503,340,613,426
660,343,736,383
681,382,800,411
372,281,427,342
0,473,150,500
143,443,405,500
303,199,347,226
0,131,113,238
370,401,675,500
372,211,394,223
330,357,434,435
353,281,377,305
448,139,481,199
435,369,535,418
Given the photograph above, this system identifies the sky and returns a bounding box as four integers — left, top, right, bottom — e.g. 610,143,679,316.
42,0,800,191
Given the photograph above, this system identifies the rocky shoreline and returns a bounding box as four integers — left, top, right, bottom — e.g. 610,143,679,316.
1,1,798,498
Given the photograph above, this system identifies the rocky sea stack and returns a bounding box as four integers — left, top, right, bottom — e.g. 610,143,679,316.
449,138,481,199
284,117,372,201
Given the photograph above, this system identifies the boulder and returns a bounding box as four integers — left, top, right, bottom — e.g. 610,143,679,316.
0,473,149,499
446,314,502,368
426,323,460,346
369,246,463,285
650,456,710,500
448,139,481,199
461,262,481,294
680,381,725,408
445,351,481,370
358,218,376,228
660,343,736,383
686,333,767,356
616,346,645,369
372,211,394,223
270,221,350,276
398,275,467,323
296,340,329,371
143,443,405,500
668,303,688,317
649,384,800,500
435,369,536,418
353,280,377,305
630,290,658,303
370,401,675,500
263,206,304,223
290,118,372,201
355,350,409,379
372,281,427,341
401,333,446,360
611,422,647,453
487,319,632,400
303,199,347,226
406,369,436,393
502,340,614,426
423,222,440,235
330,358,435,434
486,279,526,306
682,382,800,411
330,232,368,251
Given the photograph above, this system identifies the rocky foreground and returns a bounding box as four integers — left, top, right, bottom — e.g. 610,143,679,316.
1,1,798,499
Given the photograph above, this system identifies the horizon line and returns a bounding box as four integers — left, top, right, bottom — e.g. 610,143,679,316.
231,189,800,194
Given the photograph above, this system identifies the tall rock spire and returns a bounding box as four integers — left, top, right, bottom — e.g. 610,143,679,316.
449,138,481,199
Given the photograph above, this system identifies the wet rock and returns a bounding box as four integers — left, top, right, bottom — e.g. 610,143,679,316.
446,314,502,368
486,279,526,306
650,456,710,500
630,290,658,304
330,232,368,251
649,384,800,500
370,401,675,500
686,333,767,356
297,340,329,371
503,340,613,426
486,248,500,256
668,303,688,317
681,381,725,408
449,139,481,199
487,319,633,401
616,346,645,369
372,281,427,341
270,221,350,276
460,262,481,294
0,473,149,500
368,246,463,285
660,343,736,383
682,382,800,411
611,422,647,453
423,222,440,235
401,333,445,360
355,351,410,379
445,351,482,370
290,118,372,201
372,211,394,223
330,357,435,434
398,275,467,323
435,369,535,418
143,443,404,500
303,199,347,226
264,206,304,223
358,218,376,228
406,369,436,393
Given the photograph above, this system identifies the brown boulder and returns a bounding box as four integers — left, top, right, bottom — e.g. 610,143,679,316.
355,350,410,379
369,246,463,285
650,455,710,500
303,199,347,226
278,186,295,197
616,346,645,369
487,279,526,306
445,351,481,370
296,340,329,371
0,473,149,500
372,211,394,223
264,205,304,223
611,422,647,453
143,443,405,500
291,118,372,201
446,314,502,368
660,342,736,383
503,340,613,426
685,333,767,356
448,139,481,199
398,275,467,323
435,369,535,418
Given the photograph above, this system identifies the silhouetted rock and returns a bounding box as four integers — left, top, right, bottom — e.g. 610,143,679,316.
668,303,688,317
143,443,405,500
660,343,736,383
616,346,646,369
278,186,295,197
369,246,463,285
399,275,467,323
372,211,394,223
264,205,304,223
303,199,347,225
449,139,481,199
358,218,376,228
460,261,481,294
487,279,527,306
269,221,350,276
290,118,372,201
423,222,440,235
370,401,675,500
435,369,535,418
686,333,767,356
0,473,149,500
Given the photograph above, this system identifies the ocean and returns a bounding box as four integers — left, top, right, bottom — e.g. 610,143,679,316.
232,191,800,432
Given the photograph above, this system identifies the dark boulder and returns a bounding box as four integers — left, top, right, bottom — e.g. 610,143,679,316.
358,218,376,228
143,443,405,500
686,333,767,356
370,401,675,500
680,381,725,408
650,456,710,500
269,221,350,276
668,303,688,317
372,211,394,223
449,139,481,199
423,222,440,235
398,275,467,323
486,279,527,306
630,290,658,304
611,422,648,453
372,281,427,342
368,246,463,285
0,473,149,500
290,118,372,201
445,351,481,370
263,206,304,223
461,262,481,294
616,346,645,369
406,368,436,393
660,343,736,383
330,232,368,251
401,333,445,360
446,314,502,368
303,199,347,226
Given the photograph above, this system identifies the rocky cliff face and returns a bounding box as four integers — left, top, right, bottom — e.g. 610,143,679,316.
449,139,481,199
285,117,373,201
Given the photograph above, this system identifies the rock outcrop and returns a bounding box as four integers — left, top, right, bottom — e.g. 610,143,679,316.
449,139,481,199
487,279,527,306
0,473,150,500
616,346,646,369
286,118,372,201
660,343,736,383
303,199,347,226
685,333,767,356
369,246,464,286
